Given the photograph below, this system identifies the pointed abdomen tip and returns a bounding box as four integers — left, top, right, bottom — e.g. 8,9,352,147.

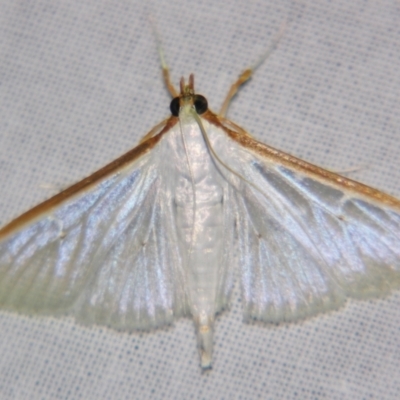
201,353,212,370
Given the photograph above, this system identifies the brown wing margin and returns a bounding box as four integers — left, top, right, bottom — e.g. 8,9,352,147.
203,110,400,210
0,117,178,238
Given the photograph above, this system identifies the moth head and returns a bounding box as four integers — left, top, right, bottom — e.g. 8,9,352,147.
170,74,208,117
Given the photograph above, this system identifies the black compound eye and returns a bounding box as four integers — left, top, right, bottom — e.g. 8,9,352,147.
194,95,208,114
170,97,180,116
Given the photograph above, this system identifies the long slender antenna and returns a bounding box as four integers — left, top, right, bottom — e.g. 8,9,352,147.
219,21,287,118
149,15,178,98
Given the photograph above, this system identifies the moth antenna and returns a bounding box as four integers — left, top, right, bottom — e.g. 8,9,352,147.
149,14,178,98
219,20,287,118
250,21,287,73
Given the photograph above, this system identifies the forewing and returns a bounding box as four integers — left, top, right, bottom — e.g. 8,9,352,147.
0,132,188,331
209,116,400,323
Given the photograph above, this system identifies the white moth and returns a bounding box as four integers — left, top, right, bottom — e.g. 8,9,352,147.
1,50,400,371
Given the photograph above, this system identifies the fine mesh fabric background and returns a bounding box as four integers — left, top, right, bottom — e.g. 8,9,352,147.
0,1,400,399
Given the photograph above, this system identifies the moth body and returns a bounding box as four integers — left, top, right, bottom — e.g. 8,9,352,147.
168,104,226,368
1,74,400,370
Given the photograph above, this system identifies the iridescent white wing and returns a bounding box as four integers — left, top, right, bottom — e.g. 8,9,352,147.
207,115,400,324
0,127,188,331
